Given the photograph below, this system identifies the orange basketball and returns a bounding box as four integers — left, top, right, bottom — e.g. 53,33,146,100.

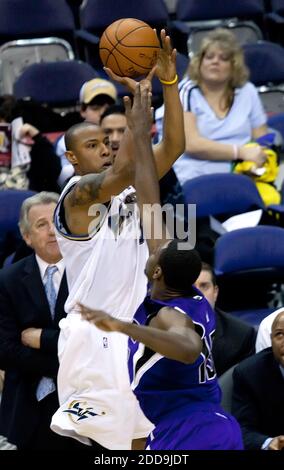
99,18,160,78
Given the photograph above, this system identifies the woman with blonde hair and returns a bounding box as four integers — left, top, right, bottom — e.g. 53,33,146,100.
156,28,269,184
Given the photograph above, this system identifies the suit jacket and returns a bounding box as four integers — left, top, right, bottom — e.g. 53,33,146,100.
0,254,68,447
232,348,284,450
212,308,256,377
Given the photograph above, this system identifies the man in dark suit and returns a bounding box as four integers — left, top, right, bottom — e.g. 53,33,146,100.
0,192,87,450
194,262,256,376
232,311,284,450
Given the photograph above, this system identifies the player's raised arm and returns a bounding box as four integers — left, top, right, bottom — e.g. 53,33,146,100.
105,30,185,180
153,30,185,178
124,83,169,254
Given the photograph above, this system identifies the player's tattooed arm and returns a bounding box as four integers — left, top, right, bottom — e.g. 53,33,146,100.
67,173,107,207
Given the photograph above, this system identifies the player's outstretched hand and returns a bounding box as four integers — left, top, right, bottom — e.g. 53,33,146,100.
155,29,177,83
123,84,153,135
79,303,122,332
104,65,156,95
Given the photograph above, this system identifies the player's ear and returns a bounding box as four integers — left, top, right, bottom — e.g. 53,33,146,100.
65,150,78,165
153,265,162,280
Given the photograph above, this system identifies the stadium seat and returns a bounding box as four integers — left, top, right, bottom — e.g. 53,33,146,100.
244,41,284,87
182,173,265,219
0,0,75,46
0,0,77,95
214,226,284,325
0,38,74,96
170,0,265,55
243,41,284,115
13,60,97,107
0,189,36,266
76,0,169,69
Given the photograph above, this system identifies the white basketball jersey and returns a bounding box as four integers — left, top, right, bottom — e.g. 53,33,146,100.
51,176,152,449
54,176,148,319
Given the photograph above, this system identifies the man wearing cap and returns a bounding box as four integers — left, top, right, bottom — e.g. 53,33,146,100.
56,78,117,187
79,78,117,124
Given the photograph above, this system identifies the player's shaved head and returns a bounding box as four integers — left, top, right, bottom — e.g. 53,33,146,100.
64,121,100,151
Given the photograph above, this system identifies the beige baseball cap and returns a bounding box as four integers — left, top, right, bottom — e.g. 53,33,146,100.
79,78,117,104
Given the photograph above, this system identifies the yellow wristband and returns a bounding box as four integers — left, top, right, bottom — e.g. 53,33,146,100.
159,74,178,86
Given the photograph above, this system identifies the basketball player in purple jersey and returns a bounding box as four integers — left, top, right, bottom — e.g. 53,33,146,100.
79,83,243,450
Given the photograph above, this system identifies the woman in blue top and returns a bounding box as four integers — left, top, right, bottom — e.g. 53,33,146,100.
155,28,268,183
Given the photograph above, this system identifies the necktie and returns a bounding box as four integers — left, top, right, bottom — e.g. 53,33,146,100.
36,265,58,401
44,265,58,319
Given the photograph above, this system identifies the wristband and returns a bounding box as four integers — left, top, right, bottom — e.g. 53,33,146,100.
159,74,178,85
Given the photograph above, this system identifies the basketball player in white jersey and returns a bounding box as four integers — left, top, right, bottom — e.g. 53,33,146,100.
51,31,185,450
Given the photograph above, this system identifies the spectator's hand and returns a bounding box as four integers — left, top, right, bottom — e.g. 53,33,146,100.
268,436,284,450
104,66,155,95
21,327,42,349
155,29,177,83
18,123,40,144
239,145,267,167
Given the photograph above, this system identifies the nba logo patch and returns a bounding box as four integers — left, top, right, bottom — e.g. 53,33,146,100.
103,337,108,348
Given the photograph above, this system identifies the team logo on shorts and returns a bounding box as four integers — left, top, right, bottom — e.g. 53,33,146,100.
63,400,98,423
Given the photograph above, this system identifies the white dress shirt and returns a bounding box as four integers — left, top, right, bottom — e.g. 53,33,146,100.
35,255,65,294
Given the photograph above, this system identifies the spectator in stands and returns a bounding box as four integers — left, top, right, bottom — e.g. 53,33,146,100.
0,192,86,450
232,310,284,450
100,104,127,160
17,123,61,193
56,78,117,187
155,28,268,184
256,307,284,352
194,262,256,376
79,78,117,123
0,96,62,192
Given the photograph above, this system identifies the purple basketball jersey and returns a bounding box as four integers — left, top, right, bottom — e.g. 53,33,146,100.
128,291,243,450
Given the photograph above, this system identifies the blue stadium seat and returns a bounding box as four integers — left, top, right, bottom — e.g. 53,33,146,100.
175,0,265,22
182,173,265,219
66,0,84,28
170,0,265,55
0,189,36,266
76,0,169,69
243,41,284,115
214,226,284,325
80,0,169,36
243,41,284,87
13,60,97,107
0,0,75,47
